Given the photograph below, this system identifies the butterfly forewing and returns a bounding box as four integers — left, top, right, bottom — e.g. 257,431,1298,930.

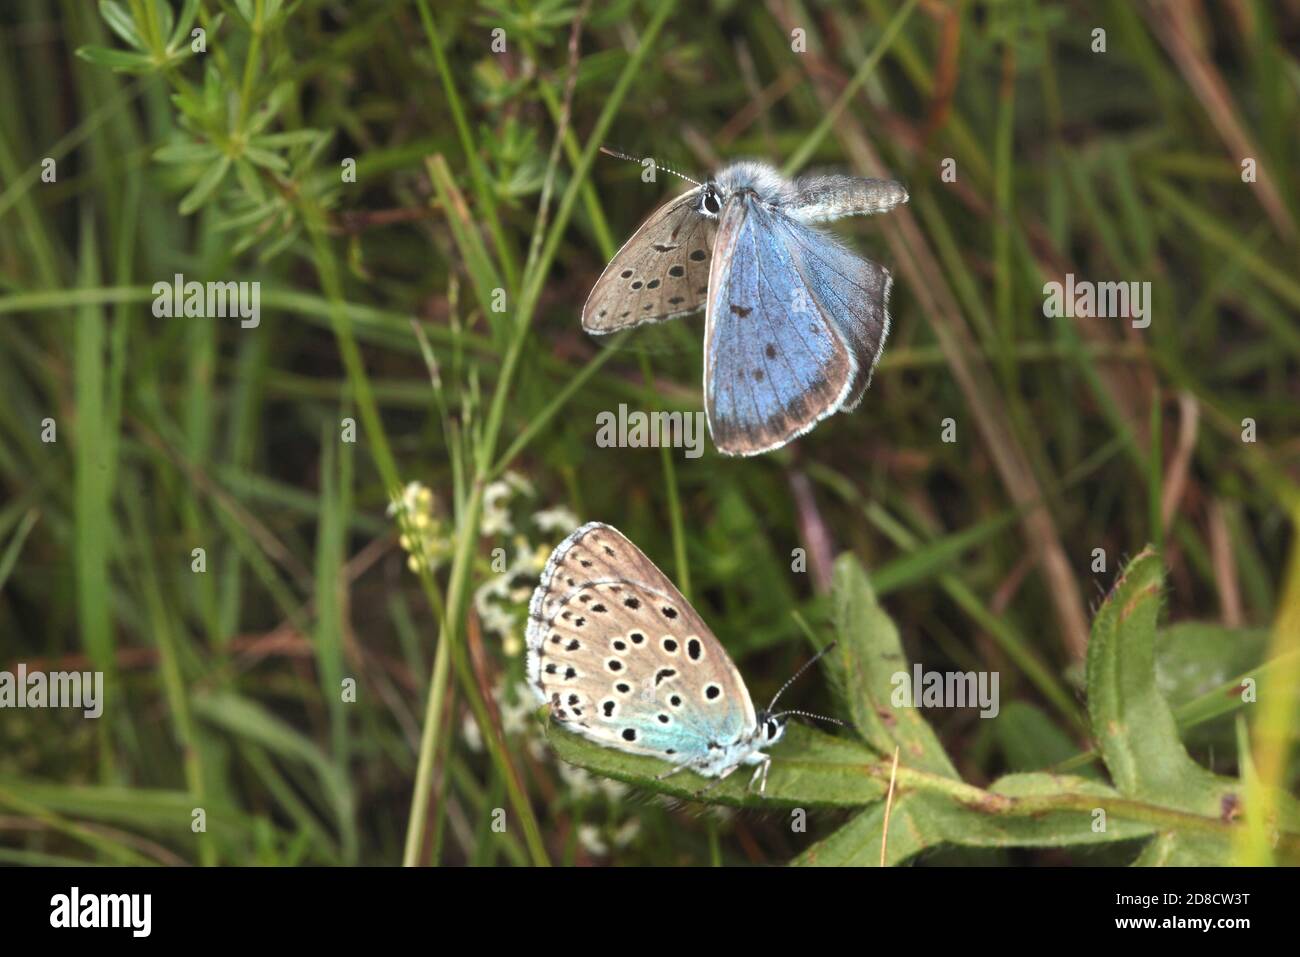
582,190,718,334
704,194,855,456
527,523,756,765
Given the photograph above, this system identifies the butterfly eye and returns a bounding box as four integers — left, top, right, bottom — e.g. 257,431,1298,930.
701,187,721,216
766,718,780,739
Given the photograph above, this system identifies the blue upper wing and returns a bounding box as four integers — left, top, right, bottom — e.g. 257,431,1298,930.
768,212,891,410
703,193,856,456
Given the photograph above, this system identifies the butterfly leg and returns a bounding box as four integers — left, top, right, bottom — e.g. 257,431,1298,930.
655,763,692,783
691,764,739,800
745,755,772,798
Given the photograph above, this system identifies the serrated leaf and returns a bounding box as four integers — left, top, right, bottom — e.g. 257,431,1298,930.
178,155,231,214
827,554,958,778
545,719,885,808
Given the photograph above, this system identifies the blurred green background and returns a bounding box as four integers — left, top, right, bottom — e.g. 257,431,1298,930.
0,0,1297,866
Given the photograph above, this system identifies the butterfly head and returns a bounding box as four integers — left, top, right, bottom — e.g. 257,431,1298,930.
699,161,794,219
756,641,845,744
756,710,788,746
712,160,791,208
697,182,725,218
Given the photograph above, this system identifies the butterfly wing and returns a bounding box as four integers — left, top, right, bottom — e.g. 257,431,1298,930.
582,189,718,334
527,522,756,766
703,193,857,456
769,213,891,410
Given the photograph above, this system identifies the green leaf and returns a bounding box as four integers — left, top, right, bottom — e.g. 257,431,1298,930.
75,45,156,72
252,129,326,149
193,692,356,850
1156,621,1270,707
545,720,885,808
1085,550,1300,864
996,701,1093,774
0,774,239,837
154,0,176,44
1086,550,1235,813
256,224,301,263
1132,832,1230,866
795,773,1153,866
169,0,202,49
871,506,1020,596
0,508,39,592
242,146,289,174
97,1,144,49
827,554,958,778
154,138,220,164
178,155,231,215
1173,650,1300,732
426,154,505,328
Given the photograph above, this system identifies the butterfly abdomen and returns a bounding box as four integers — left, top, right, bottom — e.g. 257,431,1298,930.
787,175,909,224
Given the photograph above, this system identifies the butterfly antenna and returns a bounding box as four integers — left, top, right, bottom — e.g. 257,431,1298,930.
599,145,702,187
773,709,847,727
766,640,838,711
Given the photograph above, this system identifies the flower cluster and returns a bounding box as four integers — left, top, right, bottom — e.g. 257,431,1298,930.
386,481,451,574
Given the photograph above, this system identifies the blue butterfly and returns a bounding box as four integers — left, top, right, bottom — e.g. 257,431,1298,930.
583,157,907,456
527,522,839,795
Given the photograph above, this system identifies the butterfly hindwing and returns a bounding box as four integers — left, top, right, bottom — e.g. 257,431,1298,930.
582,190,718,334
704,193,856,456
771,214,891,410
527,523,756,765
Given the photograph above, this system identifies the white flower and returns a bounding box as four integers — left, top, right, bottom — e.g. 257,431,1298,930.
497,681,535,738
533,506,580,534
461,711,482,752
599,776,629,801
480,471,534,537
556,761,601,800
612,818,641,848
481,479,515,536
577,824,608,857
